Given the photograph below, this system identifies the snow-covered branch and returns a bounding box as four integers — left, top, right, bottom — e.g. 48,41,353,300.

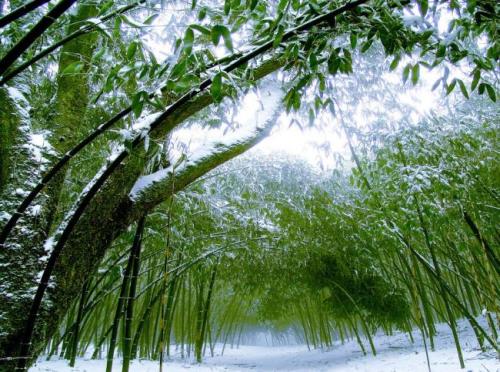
129,86,283,211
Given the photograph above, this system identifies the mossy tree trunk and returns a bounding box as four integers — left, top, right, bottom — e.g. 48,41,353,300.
0,2,99,369
44,1,99,232
0,87,52,370
0,88,19,191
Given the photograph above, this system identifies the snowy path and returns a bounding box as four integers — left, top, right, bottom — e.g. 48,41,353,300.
30,319,498,371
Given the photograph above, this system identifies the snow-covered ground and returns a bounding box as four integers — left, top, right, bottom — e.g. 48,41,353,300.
30,319,498,372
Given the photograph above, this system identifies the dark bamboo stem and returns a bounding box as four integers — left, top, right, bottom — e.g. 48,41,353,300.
105,221,143,372
463,210,500,275
69,281,89,367
122,216,145,372
196,258,219,362
0,1,145,86
194,280,205,363
0,0,78,77
0,0,50,28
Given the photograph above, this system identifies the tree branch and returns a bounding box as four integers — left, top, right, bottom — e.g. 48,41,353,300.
0,0,78,77
129,88,282,211
0,1,146,86
0,0,50,29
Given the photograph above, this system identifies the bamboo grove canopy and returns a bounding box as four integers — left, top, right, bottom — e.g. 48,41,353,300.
0,0,498,371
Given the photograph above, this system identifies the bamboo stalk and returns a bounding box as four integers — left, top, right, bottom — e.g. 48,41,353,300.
196,258,219,362
463,210,500,275
105,230,139,372
69,281,89,366
122,216,146,372
0,0,77,78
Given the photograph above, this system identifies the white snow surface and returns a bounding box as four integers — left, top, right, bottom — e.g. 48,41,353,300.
30,318,498,371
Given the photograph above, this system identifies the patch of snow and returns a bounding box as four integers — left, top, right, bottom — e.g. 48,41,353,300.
43,237,55,255
6,87,31,134
443,28,460,46
115,112,162,144
107,144,125,162
15,188,27,196
29,205,42,217
23,132,55,164
7,87,29,108
129,166,173,200
0,211,12,222
118,129,134,141
144,133,150,152
29,318,498,371
402,15,424,28
132,112,162,132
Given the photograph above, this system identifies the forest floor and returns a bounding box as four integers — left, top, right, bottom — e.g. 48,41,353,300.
30,318,499,371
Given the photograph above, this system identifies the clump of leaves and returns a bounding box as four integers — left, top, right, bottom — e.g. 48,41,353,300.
307,250,410,326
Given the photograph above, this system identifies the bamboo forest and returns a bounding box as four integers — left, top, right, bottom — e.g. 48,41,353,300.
0,0,498,371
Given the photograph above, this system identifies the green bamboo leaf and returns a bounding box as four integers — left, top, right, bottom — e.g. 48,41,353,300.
198,7,207,20
190,24,211,35
113,15,122,38
361,39,373,53
121,14,146,28
484,83,496,102
221,27,233,52
389,55,400,71
127,41,138,60
131,91,147,118
402,64,411,83
417,0,428,17
309,53,318,71
273,25,285,48
436,43,446,58
211,25,232,51
350,33,358,49
93,48,105,61
446,79,457,95
211,72,223,102
457,79,469,99
249,0,259,10
327,54,341,75
411,64,420,85
183,27,195,54
144,14,159,25
278,0,288,12
97,0,114,16
170,59,187,79
478,82,485,95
